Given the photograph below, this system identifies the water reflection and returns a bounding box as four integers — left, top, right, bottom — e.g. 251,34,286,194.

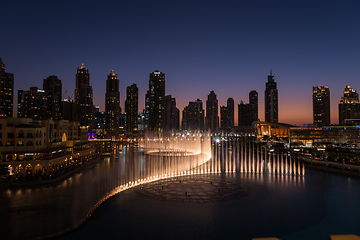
0,136,308,240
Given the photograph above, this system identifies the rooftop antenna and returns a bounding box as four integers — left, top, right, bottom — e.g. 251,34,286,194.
270,69,272,76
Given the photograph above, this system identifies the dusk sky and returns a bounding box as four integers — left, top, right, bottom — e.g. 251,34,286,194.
1,0,359,126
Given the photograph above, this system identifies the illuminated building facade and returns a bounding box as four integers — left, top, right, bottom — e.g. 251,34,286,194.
0,58,14,117
17,89,25,118
249,90,258,122
105,70,120,136
182,99,204,131
0,117,80,177
164,95,179,131
75,63,93,129
148,71,165,132
339,85,360,125
313,86,330,127
125,84,138,132
253,121,293,139
265,70,278,123
205,91,219,132
18,87,47,119
43,75,62,120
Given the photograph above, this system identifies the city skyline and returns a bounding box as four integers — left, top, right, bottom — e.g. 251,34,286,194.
1,0,359,126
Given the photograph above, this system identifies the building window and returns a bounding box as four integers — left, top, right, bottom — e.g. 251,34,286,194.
18,131,24,138
26,141,33,146
27,133,33,138
8,133,14,138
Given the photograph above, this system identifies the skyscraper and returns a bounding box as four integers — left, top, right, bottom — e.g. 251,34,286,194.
43,75,62,120
148,70,165,132
75,63,93,129
17,89,25,118
18,87,47,119
105,70,120,136
205,91,219,132
238,90,258,127
249,90,258,122
227,98,234,130
0,58,14,117
265,70,278,123
182,99,204,131
339,85,360,125
125,84,138,132
164,95,180,132
238,101,251,126
220,106,228,130
313,86,330,127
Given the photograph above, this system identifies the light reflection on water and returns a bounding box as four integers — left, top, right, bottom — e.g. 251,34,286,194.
1,139,358,240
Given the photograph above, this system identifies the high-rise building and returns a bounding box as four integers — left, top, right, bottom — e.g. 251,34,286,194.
164,95,180,132
18,87,47,119
148,70,165,132
238,90,258,127
75,63,93,129
125,84,138,132
205,91,219,132
220,106,228,130
339,85,360,125
313,86,330,127
94,106,105,137
182,99,204,131
17,89,25,118
144,90,150,129
249,90,258,122
238,101,251,126
43,75,62,120
105,70,120,136
0,58,14,117
62,99,75,122
265,70,278,123
227,98,234,130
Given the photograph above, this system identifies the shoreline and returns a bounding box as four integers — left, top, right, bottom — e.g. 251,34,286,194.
301,158,360,178
0,157,102,188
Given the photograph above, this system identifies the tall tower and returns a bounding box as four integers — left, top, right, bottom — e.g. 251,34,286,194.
125,84,138,132
0,58,14,117
43,75,62,120
238,101,251,126
227,98,234,130
313,86,330,127
182,99,204,131
205,91,219,132
75,63,93,129
249,90,258,122
105,70,120,136
339,85,360,125
148,70,165,132
265,70,278,123
220,106,228,130
20,87,47,119
164,95,180,132
17,89,25,118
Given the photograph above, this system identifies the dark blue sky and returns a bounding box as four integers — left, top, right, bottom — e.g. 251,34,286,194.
1,0,359,125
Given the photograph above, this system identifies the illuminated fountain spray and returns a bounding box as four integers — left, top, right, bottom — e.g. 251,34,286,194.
211,134,305,176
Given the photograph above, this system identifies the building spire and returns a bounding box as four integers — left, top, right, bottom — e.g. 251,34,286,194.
270,69,272,76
